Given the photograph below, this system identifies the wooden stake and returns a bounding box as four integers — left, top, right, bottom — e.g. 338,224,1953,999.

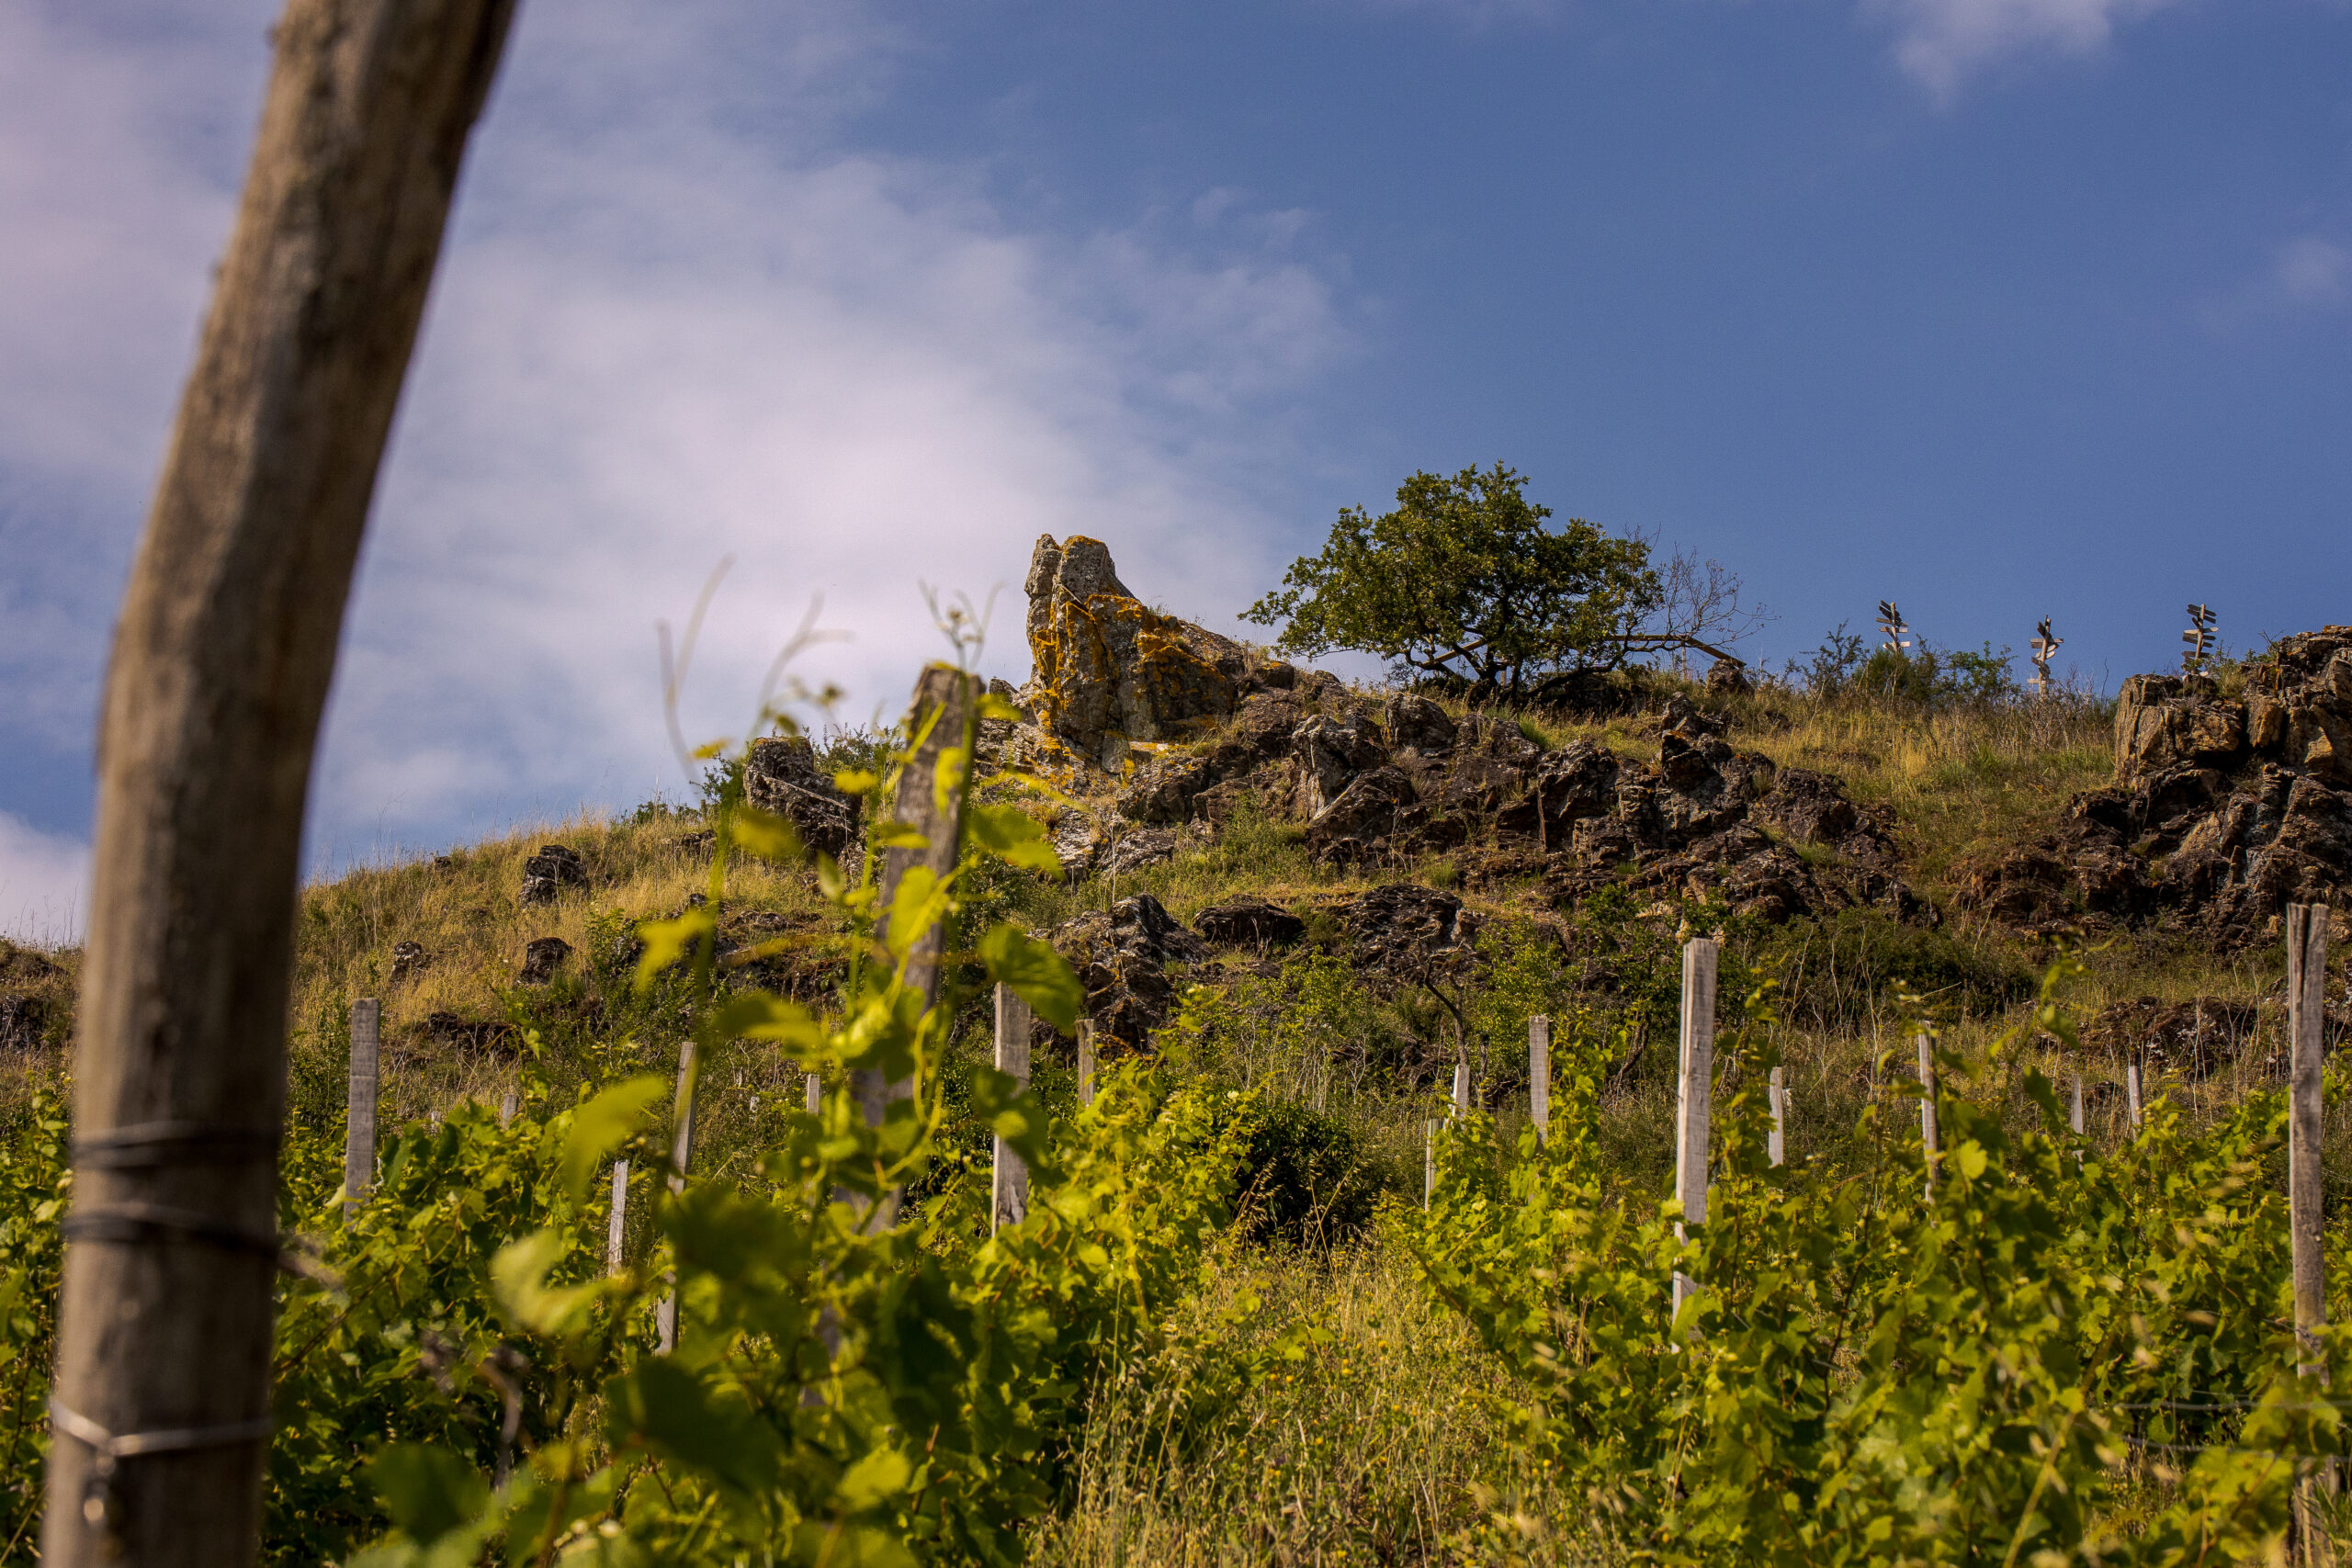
2126,1056,2143,1133
43,4,518,1560
1530,1014,1552,1145
1917,1032,1939,1200
498,1089,515,1125
656,1039,698,1354
605,1161,628,1278
854,666,972,1224
342,998,379,1221
991,983,1033,1232
1767,1065,1786,1168
2290,905,2329,1376
1452,1059,1471,1118
1077,1019,1097,1109
1673,939,1718,1319
1424,1117,1440,1207
2071,1070,2085,1136
805,1071,820,1115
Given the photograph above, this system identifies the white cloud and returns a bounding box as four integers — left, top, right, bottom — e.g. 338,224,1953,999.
0,0,1354,865
0,811,88,946
1865,0,2185,99
2202,233,2351,331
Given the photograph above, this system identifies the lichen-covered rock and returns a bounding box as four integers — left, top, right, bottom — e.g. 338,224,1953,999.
1118,753,1218,824
1102,829,1179,878
1023,535,1250,770
520,843,586,905
390,941,428,983
744,736,860,859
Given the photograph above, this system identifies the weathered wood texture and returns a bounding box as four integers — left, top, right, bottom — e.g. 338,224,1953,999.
2289,904,2330,1376
859,665,972,1132
1529,1014,1551,1144
1672,939,1718,1319
44,3,517,1562
991,983,1034,1231
1917,1032,1939,1199
342,998,379,1219
657,1039,698,1353
1076,1020,1096,1108
1767,1065,1785,1168
605,1161,629,1277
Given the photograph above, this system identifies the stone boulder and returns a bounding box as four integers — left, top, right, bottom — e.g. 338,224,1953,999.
390,941,428,984
744,736,859,860
1306,766,1419,859
1195,898,1307,948
1292,713,1389,817
0,994,48,1053
520,844,586,905
1023,535,1251,770
1346,884,1473,983
1050,894,1210,1047
520,936,572,985
1385,693,1459,754
1102,829,1179,879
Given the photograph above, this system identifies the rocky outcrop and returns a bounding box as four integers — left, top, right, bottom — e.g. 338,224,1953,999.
744,736,859,860
1347,884,1476,984
1195,898,1307,948
1023,536,1256,770
1518,704,1927,926
1051,894,1210,1047
520,844,586,905
390,941,428,984
1971,629,2352,945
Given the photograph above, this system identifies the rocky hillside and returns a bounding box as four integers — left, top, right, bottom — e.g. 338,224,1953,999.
5,537,2347,1159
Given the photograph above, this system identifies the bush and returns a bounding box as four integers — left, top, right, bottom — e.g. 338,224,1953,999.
1233,1100,1385,1251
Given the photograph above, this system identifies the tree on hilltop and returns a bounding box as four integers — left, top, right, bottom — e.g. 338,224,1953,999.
1243,463,1758,700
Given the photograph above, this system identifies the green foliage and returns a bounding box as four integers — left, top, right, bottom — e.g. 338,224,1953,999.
0,1088,66,1557
1232,1101,1384,1252
1243,463,1660,697
1402,970,2348,1563
1760,908,2032,1034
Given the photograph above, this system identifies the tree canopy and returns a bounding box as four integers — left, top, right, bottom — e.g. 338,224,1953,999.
1243,464,1672,698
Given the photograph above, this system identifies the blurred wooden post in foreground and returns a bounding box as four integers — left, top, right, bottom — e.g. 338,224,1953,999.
991,983,1033,1232
657,1039,698,1353
853,667,971,1228
1529,1014,1551,1145
342,998,379,1220
43,5,519,1562
1077,1020,1097,1109
1672,939,1718,1321
2289,905,2334,1561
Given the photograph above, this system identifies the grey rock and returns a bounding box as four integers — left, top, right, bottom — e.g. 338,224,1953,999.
520,936,572,985
744,736,859,860
520,843,586,905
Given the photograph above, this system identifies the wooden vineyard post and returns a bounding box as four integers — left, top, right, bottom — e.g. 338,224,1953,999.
991,983,1034,1232
1672,938,1719,1320
1077,1020,1097,1109
1424,1119,1439,1208
2072,1071,2085,1136
805,1072,821,1115
343,998,380,1221
41,4,519,1562
1767,1065,1786,1168
656,1039,698,1354
499,1089,516,1125
1917,1032,1939,1200
1530,1014,1552,1145
605,1162,629,1277
1453,1060,1472,1117
2126,1054,2143,1134
2289,905,2334,1560
855,666,972,1225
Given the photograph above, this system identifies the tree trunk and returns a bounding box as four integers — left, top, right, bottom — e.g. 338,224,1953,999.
43,3,517,1563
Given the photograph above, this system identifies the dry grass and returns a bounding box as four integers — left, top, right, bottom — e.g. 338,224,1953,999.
1029,1235,1615,1568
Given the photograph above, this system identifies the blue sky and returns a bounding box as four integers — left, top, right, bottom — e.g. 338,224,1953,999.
3,0,2348,936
